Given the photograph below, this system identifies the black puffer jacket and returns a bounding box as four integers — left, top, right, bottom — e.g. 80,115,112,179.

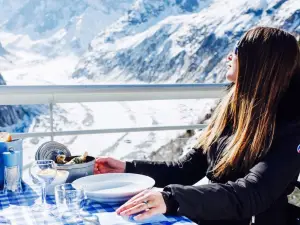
125,76,300,225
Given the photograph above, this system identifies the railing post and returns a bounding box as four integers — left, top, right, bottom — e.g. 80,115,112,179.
49,103,54,141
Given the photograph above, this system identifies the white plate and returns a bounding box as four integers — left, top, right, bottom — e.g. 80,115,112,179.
72,173,155,203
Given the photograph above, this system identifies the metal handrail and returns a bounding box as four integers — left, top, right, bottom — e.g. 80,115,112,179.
0,84,228,139
12,124,208,139
0,84,227,105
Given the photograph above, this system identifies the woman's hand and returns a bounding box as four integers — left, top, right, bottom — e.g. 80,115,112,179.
94,157,126,174
116,189,167,221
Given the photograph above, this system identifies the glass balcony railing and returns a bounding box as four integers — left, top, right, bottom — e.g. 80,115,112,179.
0,84,227,140
0,83,227,171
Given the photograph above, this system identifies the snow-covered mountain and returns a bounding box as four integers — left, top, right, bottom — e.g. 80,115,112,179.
73,0,300,83
0,0,299,163
0,73,43,133
1,0,134,56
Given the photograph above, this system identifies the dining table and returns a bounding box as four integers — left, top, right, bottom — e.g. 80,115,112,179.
0,181,196,225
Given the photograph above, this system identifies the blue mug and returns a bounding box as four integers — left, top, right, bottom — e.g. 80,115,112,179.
0,139,23,188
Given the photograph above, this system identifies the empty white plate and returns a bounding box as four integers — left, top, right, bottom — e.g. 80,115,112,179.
72,173,155,203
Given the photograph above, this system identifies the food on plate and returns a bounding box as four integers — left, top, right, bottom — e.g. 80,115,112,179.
56,154,68,164
56,151,88,165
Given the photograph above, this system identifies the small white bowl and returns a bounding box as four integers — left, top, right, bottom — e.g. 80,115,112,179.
46,170,69,195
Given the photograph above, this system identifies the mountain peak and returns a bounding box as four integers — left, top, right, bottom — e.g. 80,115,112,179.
1,0,134,56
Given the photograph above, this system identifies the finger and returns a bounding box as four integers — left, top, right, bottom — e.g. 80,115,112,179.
94,166,108,174
94,164,102,173
95,160,116,169
94,162,110,172
116,194,149,214
116,189,153,214
127,190,149,203
118,191,147,211
95,157,109,163
134,208,160,221
117,191,149,207
94,166,116,174
120,202,148,216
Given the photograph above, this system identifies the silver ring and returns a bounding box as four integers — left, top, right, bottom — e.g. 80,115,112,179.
143,200,150,209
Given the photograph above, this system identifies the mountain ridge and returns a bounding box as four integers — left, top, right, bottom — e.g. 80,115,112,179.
0,0,135,56
0,0,299,162
72,0,300,83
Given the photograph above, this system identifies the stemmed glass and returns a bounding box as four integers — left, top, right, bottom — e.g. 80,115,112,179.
29,160,57,212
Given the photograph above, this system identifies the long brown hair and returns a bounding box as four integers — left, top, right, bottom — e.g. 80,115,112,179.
196,27,300,177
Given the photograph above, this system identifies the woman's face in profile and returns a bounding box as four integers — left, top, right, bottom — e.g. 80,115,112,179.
226,51,238,83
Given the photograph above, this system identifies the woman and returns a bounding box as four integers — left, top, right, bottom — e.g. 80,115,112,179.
94,27,300,225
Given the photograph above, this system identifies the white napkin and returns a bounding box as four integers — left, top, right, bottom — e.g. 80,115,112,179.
95,212,175,225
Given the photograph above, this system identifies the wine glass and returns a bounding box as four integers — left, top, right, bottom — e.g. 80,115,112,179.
29,160,57,212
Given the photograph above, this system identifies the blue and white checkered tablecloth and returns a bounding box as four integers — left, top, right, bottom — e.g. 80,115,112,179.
0,182,195,225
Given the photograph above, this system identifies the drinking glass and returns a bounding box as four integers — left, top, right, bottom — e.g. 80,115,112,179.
55,183,86,219
29,160,57,212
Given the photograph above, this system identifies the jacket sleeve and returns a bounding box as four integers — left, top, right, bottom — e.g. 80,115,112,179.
125,148,208,187
163,135,300,221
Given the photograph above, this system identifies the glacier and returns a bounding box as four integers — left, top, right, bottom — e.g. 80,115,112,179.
0,0,299,165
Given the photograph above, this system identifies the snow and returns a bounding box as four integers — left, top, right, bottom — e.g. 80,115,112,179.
1,55,79,85
0,0,298,166
0,47,214,165
74,0,300,83
0,0,135,56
